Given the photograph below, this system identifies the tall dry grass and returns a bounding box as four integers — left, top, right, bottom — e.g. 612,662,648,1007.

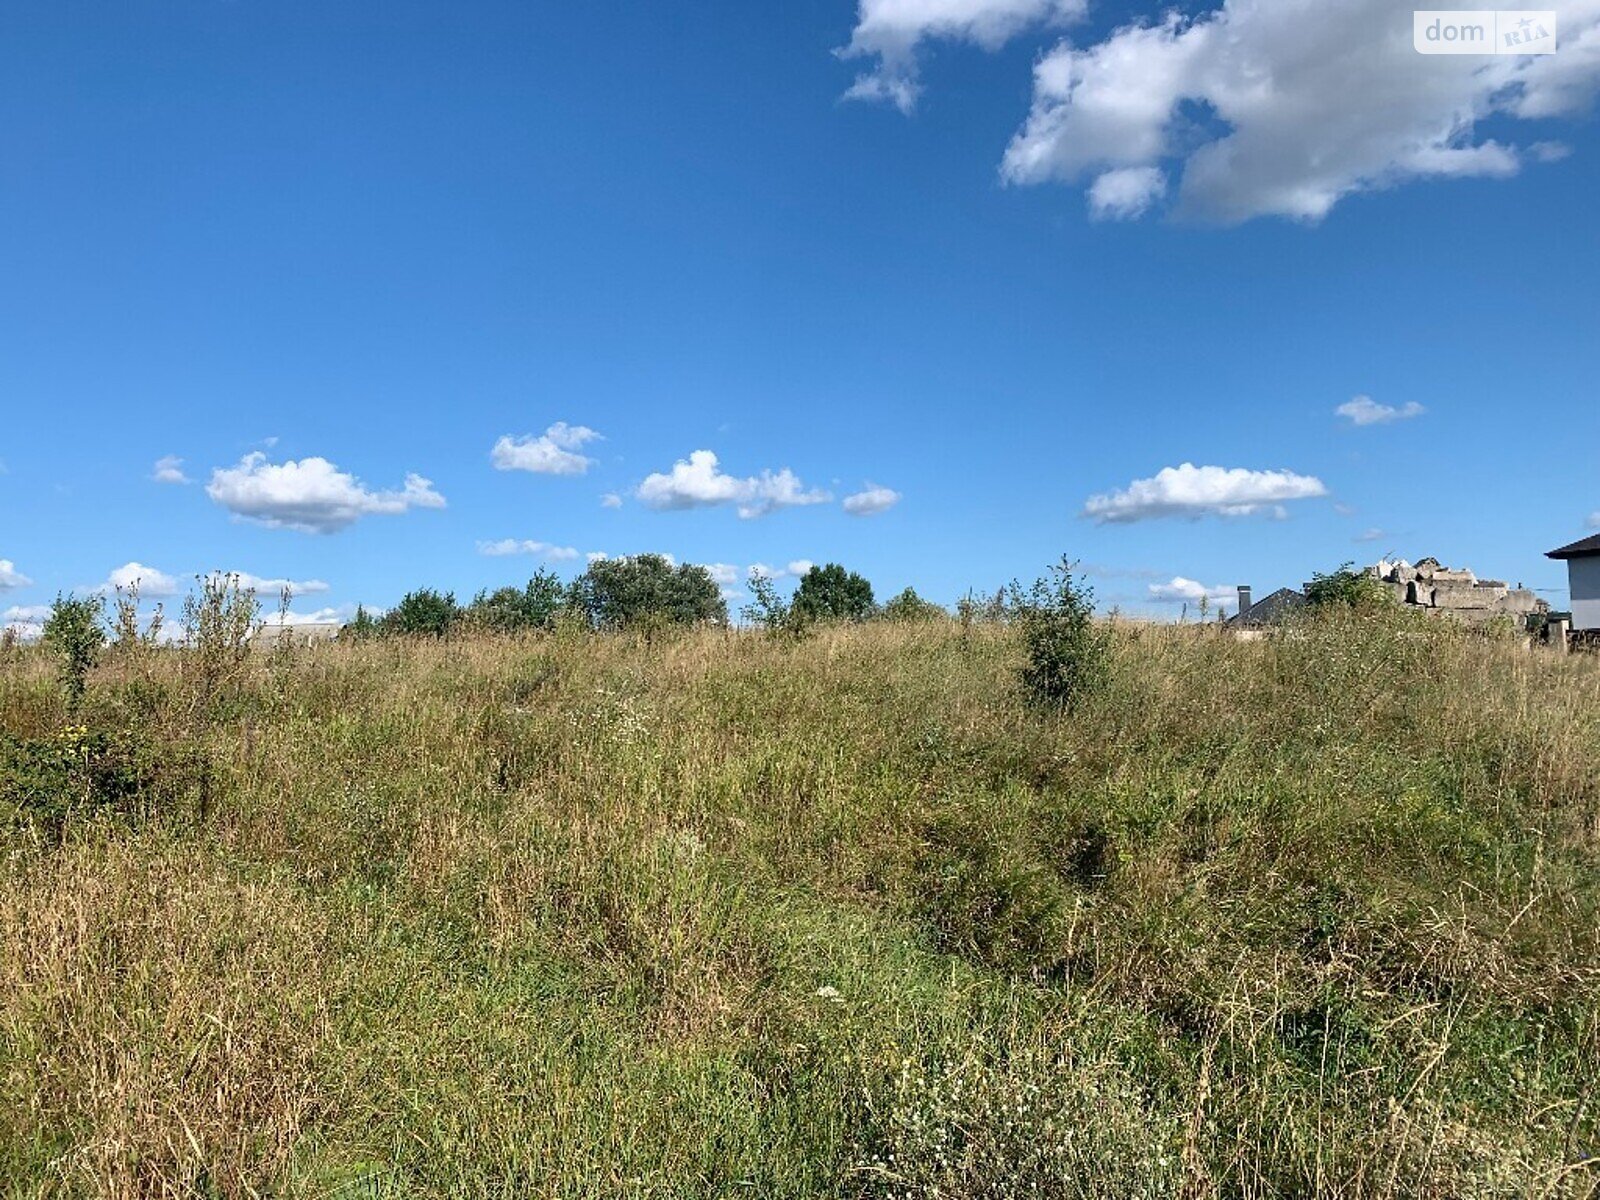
1,612,1597,1198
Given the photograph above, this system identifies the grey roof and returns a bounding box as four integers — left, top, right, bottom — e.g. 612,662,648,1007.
1228,587,1307,627
1547,534,1600,560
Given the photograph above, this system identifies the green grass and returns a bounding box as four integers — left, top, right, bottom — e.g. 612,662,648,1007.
1,612,1598,1197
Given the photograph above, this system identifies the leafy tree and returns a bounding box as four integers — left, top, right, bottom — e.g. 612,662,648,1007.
343,604,380,641
881,587,945,623
791,563,875,623
467,570,568,633
43,594,106,705
382,589,461,638
568,555,727,631
1009,558,1108,711
1306,563,1389,610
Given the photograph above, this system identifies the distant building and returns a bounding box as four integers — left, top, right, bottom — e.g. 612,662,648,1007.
1546,534,1600,633
1228,555,1548,636
251,621,343,650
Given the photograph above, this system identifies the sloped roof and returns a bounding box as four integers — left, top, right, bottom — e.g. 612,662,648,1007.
1547,534,1600,560
1228,587,1306,627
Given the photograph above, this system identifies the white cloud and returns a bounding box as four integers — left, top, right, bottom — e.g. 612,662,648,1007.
600,492,623,509
1148,577,1235,604
212,571,330,597
3,604,50,623
842,483,902,516
1588,512,1600,530
706,563,742,586
490,423,602,476
1336,395,1426,426
1084,463,1328,523
747,560,815,580
152,455,190,484
1088,166,1167,220
207,453,446,534
586,551,609,564
840,0,1087,113
635,450,832,519
1002,0,1600,224
100,562,180,598
476,539,581,562
0,559,32,592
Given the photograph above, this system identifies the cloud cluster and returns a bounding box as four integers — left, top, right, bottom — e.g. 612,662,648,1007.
1336,396,1426,426
0,559,31,592
1084,463,1327,523
99,562,180,597
215,571,330,597
747,560,815,580
840,0,1087,112
999,0,1600,223
152,455,190,484
491,423,602,476
843,483,902,516
477,539,581,561
1148,577,1236,604
207,453,446,533
635,450,832,519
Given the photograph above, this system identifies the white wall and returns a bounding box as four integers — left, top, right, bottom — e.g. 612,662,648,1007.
1570,556,1600,632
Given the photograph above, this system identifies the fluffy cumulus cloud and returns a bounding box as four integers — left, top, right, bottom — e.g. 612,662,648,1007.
748,560,815,580
1148,577,1236,604
842,483,903,516
491,423,602,476
207,453,446,534
600,492,623,509
3,604,49,641
476,539,581,561
635,450,832,519
840,0,1087,112
258,606,353,627
213,571,329,597
1336,395,1427,426
1084,463,1328,523
151,455,190,484
0,559,32,592
100,562,180,597
1002,0,1600,223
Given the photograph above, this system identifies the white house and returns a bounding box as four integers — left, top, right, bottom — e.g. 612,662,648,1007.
1547,534,1600,632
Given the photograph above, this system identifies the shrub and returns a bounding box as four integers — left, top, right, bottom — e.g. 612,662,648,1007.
1009,557,1108,710
42,594,106,705
567,555,726,631
381,589,461,638
880,587,945,623
343,604,380,641
739,572,808,638
1306,562,1390,609
182,573,261,720
791,563,875,623
466,571,568,633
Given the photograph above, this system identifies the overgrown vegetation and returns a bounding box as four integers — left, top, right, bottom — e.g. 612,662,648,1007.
1,590,1598,1197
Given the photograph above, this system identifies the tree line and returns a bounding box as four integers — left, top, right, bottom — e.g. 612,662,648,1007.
360,554,948,639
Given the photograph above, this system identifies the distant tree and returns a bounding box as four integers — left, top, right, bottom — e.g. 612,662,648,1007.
43,594,106,705
880,587,945,623
792,563,875,623
467,570,568,633
1306,563,1388,610
568,555,727,631
343,604,380,641
382,589,461,638
1009,558,1108,711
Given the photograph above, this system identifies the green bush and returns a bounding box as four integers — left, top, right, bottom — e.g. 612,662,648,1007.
567,554,726,631
792,563,875,623
1009,557,1108,710
381,589,461,638
466,571,568,633
42,594,106,705
880,586,945,622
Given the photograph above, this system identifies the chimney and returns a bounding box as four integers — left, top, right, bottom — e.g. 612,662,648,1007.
1237,585,1253,616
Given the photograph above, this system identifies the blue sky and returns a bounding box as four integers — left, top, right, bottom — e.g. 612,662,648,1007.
2,0,1597,630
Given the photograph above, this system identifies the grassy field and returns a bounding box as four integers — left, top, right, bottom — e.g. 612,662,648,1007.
2,612,1598,1198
